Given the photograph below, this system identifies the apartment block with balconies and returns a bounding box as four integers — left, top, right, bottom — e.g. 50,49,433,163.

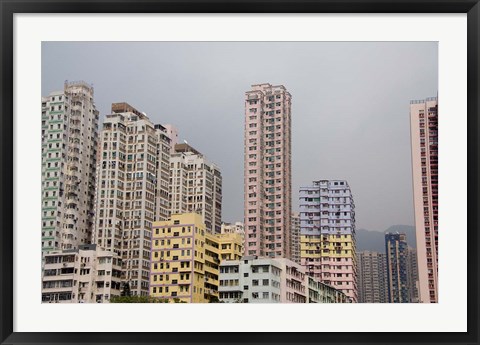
149,213,240,302
169,144,222,234
41,81,99,257
93,102,173,296
41,244,122,303
410,97,438,303
299,180,357,302
219,256,349,303
244,83,292,259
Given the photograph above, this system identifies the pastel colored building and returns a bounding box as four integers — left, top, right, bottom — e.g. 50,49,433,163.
221,222,245,249
41,244,122,303
149,213,242,303
244,83,292,259
169,143,222,234
357,251,388,303
217,233,244,261
385,233,410,303
218,256,350,303
306,276,352,303
299,180,358,302
410,97,438,303
93,102,173,296
41,81,99,256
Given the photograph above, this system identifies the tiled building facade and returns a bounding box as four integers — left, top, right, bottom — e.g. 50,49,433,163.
41,81,99,256
42,244,122,303
244,83,292,259
93,102,172,296
357,250,388,303
299,180,357,302
410,97,438,303
170,144,222,234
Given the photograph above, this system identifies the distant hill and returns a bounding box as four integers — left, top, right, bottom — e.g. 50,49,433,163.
356,225,416,253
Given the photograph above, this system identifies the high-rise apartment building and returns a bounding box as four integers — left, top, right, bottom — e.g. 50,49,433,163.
41,81,99,255
299,180,357,302
149,213,243,303
41,244,122,303
357,251,388,303
410,97,438,303
244,83,292,259
169,143,222,234
385,233,410,303
407,246,420,303
291,212,301,264
93,102,173,296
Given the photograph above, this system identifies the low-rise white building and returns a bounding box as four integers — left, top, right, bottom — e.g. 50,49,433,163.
219,256,350,303
41,244,122,303
219,256,282,303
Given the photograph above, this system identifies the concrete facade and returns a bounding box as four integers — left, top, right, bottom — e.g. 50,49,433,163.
306,276,352,303
357,251,388,303
407,246,420,303
93,102,173,296
169,144,222,234
221,222,245,248
410,97,438,303
41,81,99,256
291,212,301,264
299,180,358,302
244,83,292,259
149,213,242,303
41,244,122,303
219,256,350,303
385,233,410,303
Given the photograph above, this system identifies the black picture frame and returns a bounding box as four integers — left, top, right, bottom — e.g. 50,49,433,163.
1,1,479,344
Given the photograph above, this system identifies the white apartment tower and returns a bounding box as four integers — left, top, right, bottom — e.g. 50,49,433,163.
244,83,292,259
41,81,99,256
169,143,222,233
93,102,173,296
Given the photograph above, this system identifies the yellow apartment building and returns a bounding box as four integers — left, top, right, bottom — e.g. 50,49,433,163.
149,213,242,303
217,233,243,261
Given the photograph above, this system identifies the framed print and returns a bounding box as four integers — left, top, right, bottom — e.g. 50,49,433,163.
1,0,479,344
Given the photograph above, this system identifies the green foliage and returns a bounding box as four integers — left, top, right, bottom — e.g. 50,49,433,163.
208,296,224,303
110,295,170,303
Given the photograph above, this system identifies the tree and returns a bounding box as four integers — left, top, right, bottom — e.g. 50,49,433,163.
120,281,131,297
208,296,223,303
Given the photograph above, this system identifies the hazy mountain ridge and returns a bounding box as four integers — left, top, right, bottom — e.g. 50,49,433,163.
356,225,416,253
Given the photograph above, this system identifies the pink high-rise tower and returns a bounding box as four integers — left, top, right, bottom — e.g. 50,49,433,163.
244,83,292,259
410,97,438,303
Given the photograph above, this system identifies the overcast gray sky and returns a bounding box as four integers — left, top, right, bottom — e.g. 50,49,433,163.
42,42,437,232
